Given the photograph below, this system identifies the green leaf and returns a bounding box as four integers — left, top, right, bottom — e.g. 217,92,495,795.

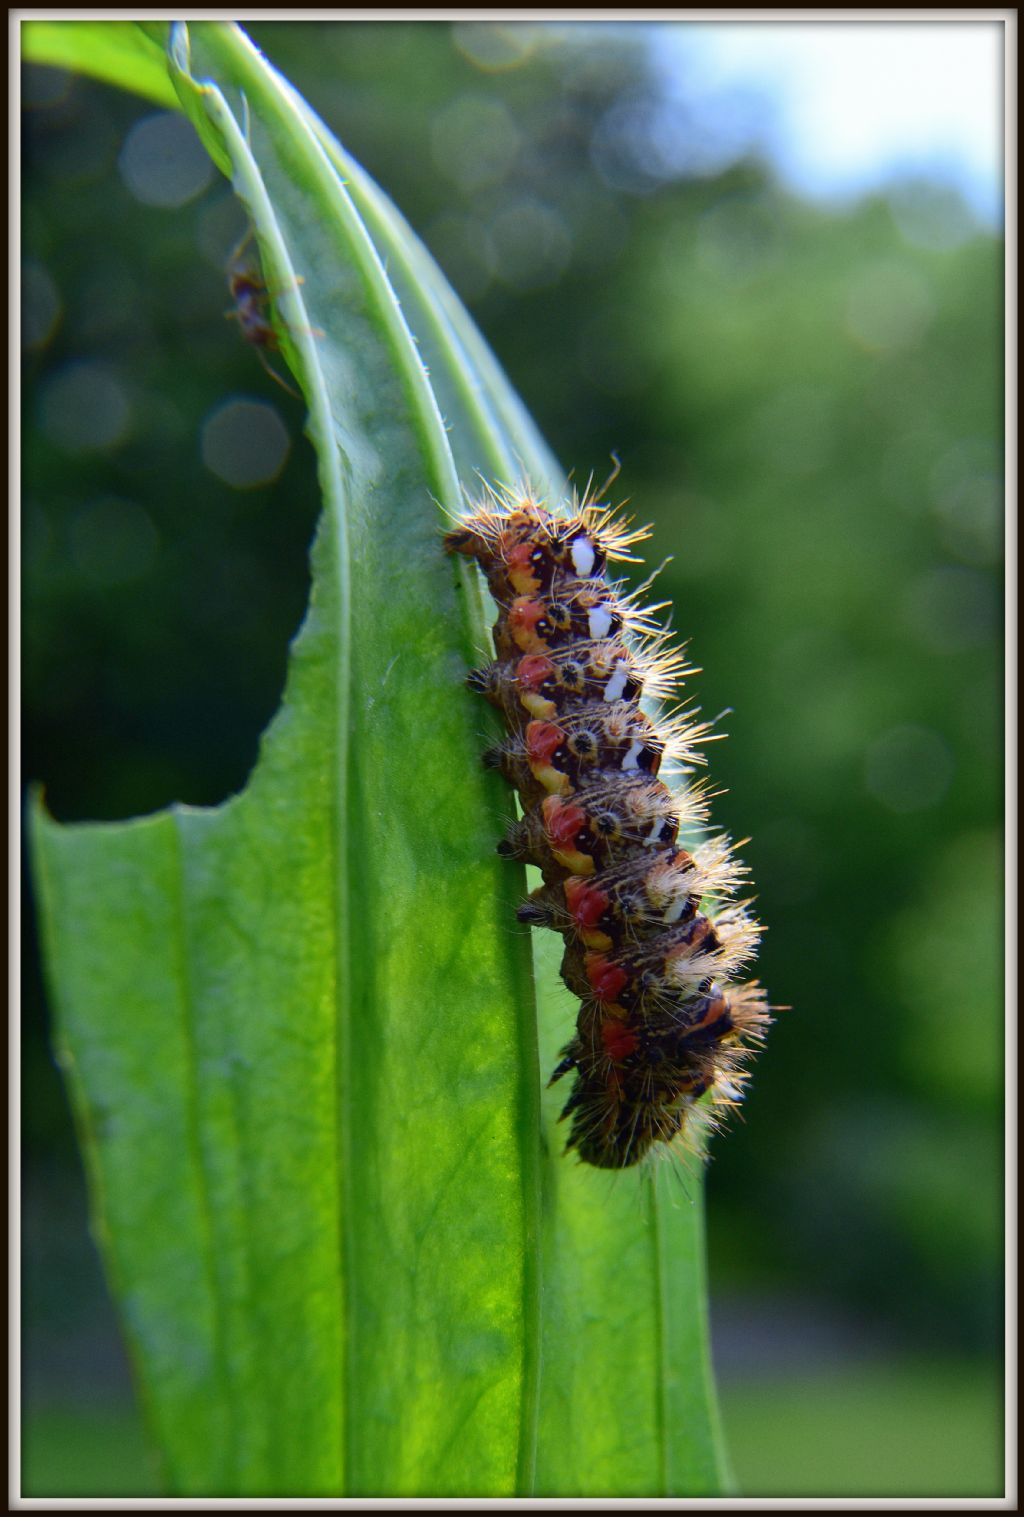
29,21,729,1497
21,20,177,108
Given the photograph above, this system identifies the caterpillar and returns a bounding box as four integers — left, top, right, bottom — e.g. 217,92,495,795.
445,479,771,1170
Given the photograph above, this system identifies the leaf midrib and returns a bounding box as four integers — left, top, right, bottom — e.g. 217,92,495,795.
192,27,544,1493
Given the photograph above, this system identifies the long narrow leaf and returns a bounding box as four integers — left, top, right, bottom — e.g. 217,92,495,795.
21,20,177,108
27,20,729,1496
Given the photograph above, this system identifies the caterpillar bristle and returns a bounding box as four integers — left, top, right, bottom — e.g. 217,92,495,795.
516,897,555,927
446,480,772,1169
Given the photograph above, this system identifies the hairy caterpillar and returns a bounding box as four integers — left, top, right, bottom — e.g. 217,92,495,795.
445,480,771,1170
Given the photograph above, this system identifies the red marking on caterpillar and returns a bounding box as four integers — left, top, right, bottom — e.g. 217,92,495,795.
563,877,609,933
445,479,772,1168
601,1018,639,1063
585,953,629,1005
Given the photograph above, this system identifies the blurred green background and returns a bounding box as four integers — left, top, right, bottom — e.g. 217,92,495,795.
22,21,1004,1498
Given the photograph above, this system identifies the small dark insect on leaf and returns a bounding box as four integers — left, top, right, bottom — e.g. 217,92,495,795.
223,95,325,398
224,226,303,398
